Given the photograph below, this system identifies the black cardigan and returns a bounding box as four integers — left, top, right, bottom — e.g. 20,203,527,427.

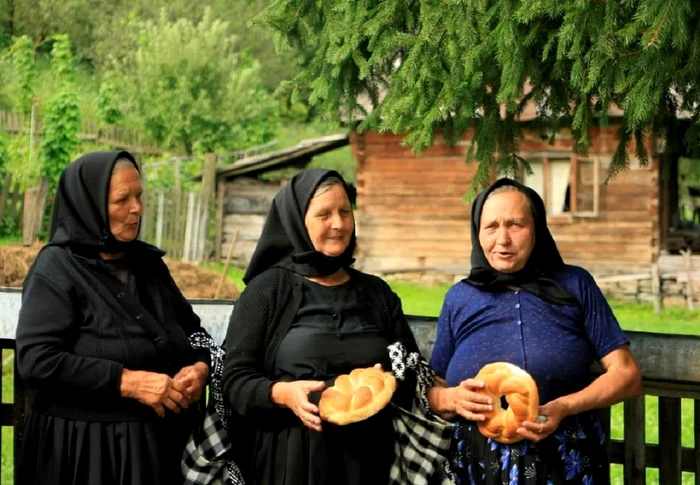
221,266,420,417
16,245,209,421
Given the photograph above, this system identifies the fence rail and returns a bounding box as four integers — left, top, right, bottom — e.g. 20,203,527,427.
0,306,697,483
0,110,163,155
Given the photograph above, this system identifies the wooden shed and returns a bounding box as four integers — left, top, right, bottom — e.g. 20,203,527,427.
349,121,700,282
213,134,350,266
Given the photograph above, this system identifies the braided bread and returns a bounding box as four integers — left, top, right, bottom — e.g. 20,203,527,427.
475,362,539,444
318,367,397,425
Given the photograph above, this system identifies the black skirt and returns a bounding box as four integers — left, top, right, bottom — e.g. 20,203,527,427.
248,407,394,485
451,411,610,485
16,410,192,485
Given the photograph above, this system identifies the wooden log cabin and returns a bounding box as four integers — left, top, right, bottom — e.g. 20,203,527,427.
350,123,700,282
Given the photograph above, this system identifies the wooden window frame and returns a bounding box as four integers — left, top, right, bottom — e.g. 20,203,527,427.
570,156,600,218
517,153,600,220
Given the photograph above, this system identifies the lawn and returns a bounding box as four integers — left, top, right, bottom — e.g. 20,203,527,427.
2,266,698,484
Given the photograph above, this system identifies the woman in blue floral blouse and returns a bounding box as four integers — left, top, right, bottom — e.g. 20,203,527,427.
427,178,642,484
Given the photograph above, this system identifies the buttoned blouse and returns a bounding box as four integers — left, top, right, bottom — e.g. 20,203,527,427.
430,265,630,404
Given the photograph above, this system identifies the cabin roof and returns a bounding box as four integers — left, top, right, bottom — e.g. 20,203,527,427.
200,133,349,181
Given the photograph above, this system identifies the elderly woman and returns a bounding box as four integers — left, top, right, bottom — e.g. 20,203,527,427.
221,168,421,485
15,151,209,485
427,178,642,484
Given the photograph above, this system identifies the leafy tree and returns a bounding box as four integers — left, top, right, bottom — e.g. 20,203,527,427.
258,0,700,187
110,7,278,155
1,0,117,60
41,34,81,188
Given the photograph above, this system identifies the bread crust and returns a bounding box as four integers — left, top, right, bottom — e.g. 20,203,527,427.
474,362,539,444
318,367,397,425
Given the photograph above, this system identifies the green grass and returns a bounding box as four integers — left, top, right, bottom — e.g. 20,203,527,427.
0,236,21,246
202,263,246,294
2,349,14,485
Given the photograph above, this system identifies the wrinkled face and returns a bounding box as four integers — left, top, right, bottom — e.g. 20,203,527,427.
108,165,143,243
304,184,354,257
478,190,535,273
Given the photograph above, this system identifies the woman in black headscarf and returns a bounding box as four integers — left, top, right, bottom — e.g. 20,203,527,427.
15,151,210,485
427,178,642,484
221,168,421,485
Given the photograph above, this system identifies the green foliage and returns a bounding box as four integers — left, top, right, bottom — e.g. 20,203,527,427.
40,35,81,189
97,78,123,126
9,35,36,112
110,7,279,155
0,132,8,173
258,0,700,189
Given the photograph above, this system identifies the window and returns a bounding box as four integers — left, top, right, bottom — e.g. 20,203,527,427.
519,156,600,217
570,158,599,216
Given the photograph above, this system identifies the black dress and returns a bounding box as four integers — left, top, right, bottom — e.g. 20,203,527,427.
15,247,206,485
250,276,394,485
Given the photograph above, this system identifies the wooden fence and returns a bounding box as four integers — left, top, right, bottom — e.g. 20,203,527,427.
0,173,24,234
0,111,163,156
0,313,699,484
140,187,215,261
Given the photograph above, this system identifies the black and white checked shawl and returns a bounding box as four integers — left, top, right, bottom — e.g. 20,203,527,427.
181,332,244,485
388,342,456,485
182,335,454,485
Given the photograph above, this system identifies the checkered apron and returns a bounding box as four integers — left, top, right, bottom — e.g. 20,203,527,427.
181,332,245,485
388,342,456,485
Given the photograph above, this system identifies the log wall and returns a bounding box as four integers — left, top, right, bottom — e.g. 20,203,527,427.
352,127,660,277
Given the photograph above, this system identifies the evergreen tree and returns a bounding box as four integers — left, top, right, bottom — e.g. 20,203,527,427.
257,0,700,187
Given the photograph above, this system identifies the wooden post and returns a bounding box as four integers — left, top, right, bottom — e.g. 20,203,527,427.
36,179,50,238
21,187,37,246
680,249,695,311
173,160,182,257
214,230,238,299
195,153,218,262
623,397,646,485
21,177,48,245
156,191,165,249
215,180,225,262
183,191,197,262
651,262,662,314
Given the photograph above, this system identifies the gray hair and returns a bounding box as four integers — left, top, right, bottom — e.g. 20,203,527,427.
112,158,138,174
313,176,346,198
486,184,535,217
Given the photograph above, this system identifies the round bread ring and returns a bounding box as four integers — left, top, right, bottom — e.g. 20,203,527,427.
318,367,397,425
474,362,539,444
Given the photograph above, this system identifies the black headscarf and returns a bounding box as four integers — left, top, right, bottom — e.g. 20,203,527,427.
243,168,356,284
463,177,579,306
49,150,154,255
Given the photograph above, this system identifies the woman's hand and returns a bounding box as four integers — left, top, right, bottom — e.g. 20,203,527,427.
453,379,493,421
120,369,189,418
173,362,209,404
271,380,326,432
517,399,570,442
428,377,492,421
